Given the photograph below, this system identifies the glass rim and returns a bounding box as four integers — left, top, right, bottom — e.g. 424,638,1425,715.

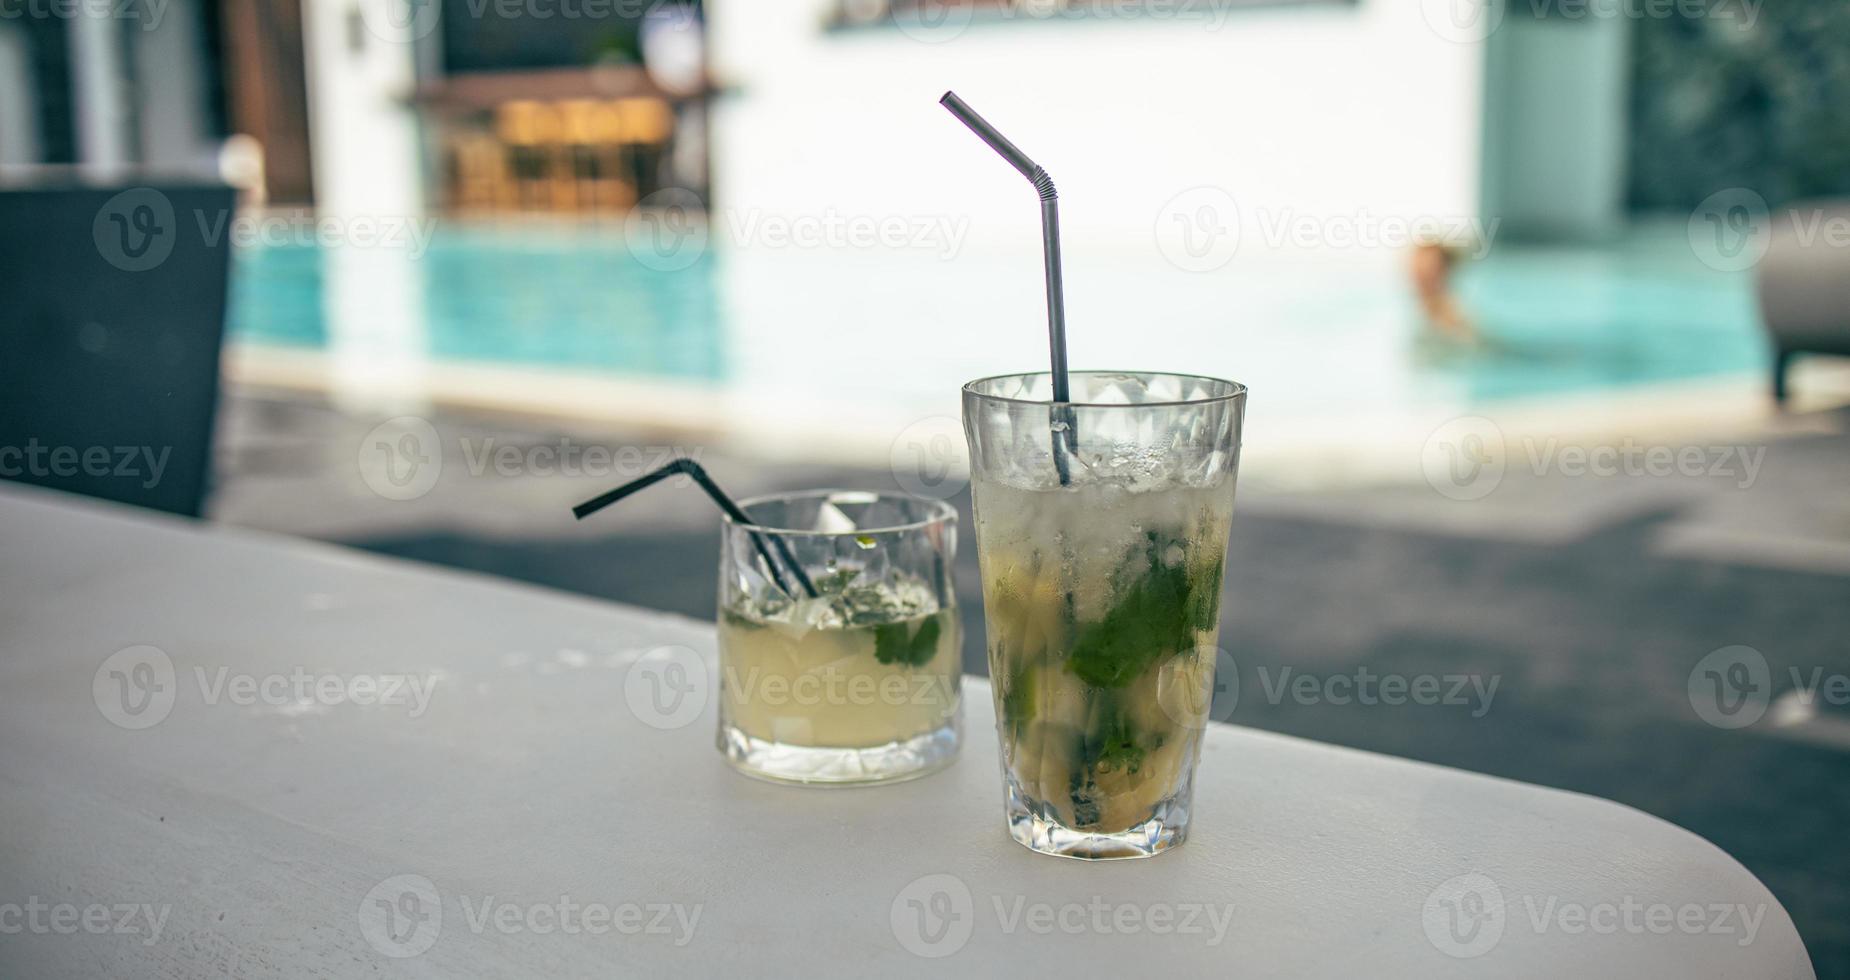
726,489,957,536
962,370,1248,408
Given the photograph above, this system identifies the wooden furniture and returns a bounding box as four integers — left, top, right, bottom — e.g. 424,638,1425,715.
424,67,697,216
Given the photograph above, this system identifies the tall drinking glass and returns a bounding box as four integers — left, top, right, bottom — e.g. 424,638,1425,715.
717,490,962,785
963,373,1245,858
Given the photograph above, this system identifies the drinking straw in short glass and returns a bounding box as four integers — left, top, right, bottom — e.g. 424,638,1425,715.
572,458,818,598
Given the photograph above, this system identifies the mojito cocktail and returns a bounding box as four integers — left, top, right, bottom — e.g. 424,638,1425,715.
964,372,1244,858
717,491,961,785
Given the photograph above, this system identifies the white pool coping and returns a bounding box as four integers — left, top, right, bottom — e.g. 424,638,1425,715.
224,342,1850,491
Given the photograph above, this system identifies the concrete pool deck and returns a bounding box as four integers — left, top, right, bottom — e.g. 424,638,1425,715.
224,338,1850,491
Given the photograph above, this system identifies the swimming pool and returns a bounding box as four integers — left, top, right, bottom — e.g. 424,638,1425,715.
230,224,727,383
228,221,1769,434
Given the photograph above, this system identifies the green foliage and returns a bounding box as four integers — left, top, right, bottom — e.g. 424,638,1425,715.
810,566,927,627
1001,662,1037,737
1065,532,1222,689
874,614,942,668
1628,0,1850,208
1087,702,1148,775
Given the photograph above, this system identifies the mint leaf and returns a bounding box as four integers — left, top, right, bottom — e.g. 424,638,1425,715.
873,622,910,664
1001,663,1037,738
907,615,942,665
1188,553,1225,632
1067,694,1155,827
1069,768,1101,828
1088,704,1148,775
1066,532,1222,688
873,614,941,667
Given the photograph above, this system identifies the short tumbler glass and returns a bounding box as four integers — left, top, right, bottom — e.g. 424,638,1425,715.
963,372,1245,858
717,490,962,785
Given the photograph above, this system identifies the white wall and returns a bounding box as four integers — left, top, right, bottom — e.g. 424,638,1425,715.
0,7,217,180
300,0,430,412
300,0,425,217
705,0,1486,257
687,0,1490,452
1480,14,1630,240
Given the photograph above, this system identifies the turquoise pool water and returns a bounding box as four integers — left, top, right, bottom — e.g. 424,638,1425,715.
1443,242,1769,401
231,227,726,382
228,224,1769,412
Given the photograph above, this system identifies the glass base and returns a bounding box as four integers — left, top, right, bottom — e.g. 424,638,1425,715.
1003,781,1191,860
719,720,959,786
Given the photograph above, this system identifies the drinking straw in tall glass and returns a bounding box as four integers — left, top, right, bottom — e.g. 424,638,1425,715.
963,372,1245,858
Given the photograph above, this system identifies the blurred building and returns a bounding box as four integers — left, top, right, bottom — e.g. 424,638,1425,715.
0,0,225,183
5,0,1844,233
0,0,709,213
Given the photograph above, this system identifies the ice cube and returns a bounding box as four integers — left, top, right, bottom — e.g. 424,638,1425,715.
815,501,857,534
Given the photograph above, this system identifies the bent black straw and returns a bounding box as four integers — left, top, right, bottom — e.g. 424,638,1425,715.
573,458,818,599
939,90,1076,485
